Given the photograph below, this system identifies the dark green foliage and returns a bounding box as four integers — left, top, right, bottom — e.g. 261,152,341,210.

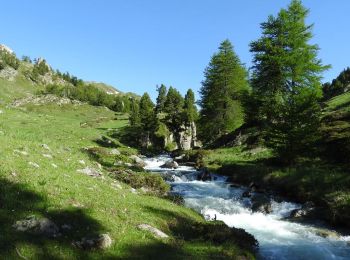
112,170,170,195
198,39,249,144
323,67,350,100
250,0,329,163
33,59,50,75
139,93,158,132
155,84,167,113
266,90,322,163
164,87,184,132
22,55,32,63
44,83,116,109
129,98,141,126
183,89,198,123
0,50,20,70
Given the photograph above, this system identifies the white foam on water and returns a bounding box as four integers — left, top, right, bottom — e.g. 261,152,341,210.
144,155,350,259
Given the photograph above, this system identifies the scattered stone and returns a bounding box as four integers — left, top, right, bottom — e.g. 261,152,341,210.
137,224,169,239
0,110,3,114
14,150,28,156
11,95,82,108
78,160,86,165
41,144,51,151
124,163,133,167
73,234,112,250
13,216,59,237
42,154,53,159
29,162,40,168
110,149,120,155
77,167,102,177
51,163,58,168
111,182,122,189
11,172,18,177
130,188,137,194
95,162,102,170
160,160,179,169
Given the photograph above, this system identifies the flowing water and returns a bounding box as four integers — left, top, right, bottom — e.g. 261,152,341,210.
144,155,350,260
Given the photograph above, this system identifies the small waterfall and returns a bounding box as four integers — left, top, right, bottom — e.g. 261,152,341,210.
143,155,350,260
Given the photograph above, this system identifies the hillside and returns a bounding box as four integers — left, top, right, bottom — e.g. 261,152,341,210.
0,48,257,259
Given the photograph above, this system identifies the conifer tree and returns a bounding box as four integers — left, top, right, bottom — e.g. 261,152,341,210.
198,39,249,144
155,84,167,113
183,88,198,124
139,93,158,134
164,87,184,132
250,0,329,163
129,98,141,126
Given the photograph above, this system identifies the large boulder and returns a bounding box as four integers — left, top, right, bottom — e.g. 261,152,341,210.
129,155,146,167
251,193,272,214
73,233,112,250
13,216,59,237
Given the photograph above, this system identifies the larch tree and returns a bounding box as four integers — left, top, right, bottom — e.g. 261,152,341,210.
250,0,330,163
155,84,167,113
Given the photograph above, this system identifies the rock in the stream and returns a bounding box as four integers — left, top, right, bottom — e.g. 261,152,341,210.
289,201,317,219
73,233,112,250
251,193,272,214
197,167,211,181
13,216,59,237
137,224,169,239
129,155,146,167
160,160,179,169
242,190,252,198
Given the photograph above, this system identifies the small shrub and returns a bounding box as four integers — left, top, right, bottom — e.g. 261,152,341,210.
112,170,170,195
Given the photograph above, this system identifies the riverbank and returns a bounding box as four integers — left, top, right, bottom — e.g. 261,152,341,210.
198,147,350,230
146,155,350,259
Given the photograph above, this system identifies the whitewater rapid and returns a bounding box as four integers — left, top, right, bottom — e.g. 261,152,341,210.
144,155,350,260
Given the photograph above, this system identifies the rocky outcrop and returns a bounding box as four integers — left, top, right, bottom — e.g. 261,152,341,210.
0,44,14,54
178,121,199,151
0,66,18,81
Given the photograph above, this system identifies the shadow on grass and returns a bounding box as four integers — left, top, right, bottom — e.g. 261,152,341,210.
119,205,257,259
0,178,106,259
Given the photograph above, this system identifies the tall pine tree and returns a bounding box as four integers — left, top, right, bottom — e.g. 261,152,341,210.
183,89,198,124
155,84,167,113
250,0,329,163
198,40,249,144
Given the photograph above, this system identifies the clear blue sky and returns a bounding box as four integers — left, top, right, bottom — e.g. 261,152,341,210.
1,0,349,100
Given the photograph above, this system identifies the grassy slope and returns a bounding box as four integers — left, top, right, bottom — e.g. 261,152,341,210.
203,92,350,228
0,77,255,259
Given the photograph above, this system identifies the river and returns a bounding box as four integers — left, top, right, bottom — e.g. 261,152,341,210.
143,155,350,260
